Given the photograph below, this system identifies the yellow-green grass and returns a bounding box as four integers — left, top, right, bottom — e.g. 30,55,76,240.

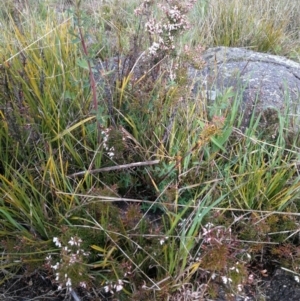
0,0,300,299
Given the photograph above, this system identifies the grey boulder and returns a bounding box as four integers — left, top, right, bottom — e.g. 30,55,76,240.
188,47,300,133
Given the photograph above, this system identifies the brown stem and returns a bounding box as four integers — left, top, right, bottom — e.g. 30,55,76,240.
77,25,98,113
68,160,160,177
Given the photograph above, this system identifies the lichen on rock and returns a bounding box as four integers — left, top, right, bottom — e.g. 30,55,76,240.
189,46,300,134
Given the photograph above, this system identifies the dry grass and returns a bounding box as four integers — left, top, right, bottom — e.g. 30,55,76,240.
0,0,300,300
186,0,300,57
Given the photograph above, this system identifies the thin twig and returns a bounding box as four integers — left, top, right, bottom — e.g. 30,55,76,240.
76,12,98,113
68,160,160,177
71,289,81,301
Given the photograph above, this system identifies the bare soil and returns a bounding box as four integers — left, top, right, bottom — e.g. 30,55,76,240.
1,264,300,301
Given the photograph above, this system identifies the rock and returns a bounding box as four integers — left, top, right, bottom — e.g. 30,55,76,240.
265,268,300,301
188,47,300,133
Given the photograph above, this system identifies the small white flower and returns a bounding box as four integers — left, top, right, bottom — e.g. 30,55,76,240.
107,151,115,158
248,274,254,284
66,277,72,288
45,255,52,262
70,254,77,264
221,276,232,284
229,266,239,273
68,237,75,246
79,281,87,289
159,236,169,245
53,237,62,248
51,262,60,270
115,284,123,292
205,222,214,228
148,42,160,56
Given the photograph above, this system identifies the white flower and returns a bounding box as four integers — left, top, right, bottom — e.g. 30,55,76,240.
68,237,75,246
53,237,62,248
51,262,60,270
204,222,214,228
115,279,123,292
148,42,160,56
45,255,52,261
69,253,77,264
229,266,239,273
221,276,232,284
159,236,169,245
68,236,82,247
107,149,115,158
66,277,72,288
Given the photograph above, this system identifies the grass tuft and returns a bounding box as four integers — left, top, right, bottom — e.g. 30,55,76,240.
0,0,300,300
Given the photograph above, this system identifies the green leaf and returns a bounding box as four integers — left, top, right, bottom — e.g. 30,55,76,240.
211,126,233,153
76,58,90,70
